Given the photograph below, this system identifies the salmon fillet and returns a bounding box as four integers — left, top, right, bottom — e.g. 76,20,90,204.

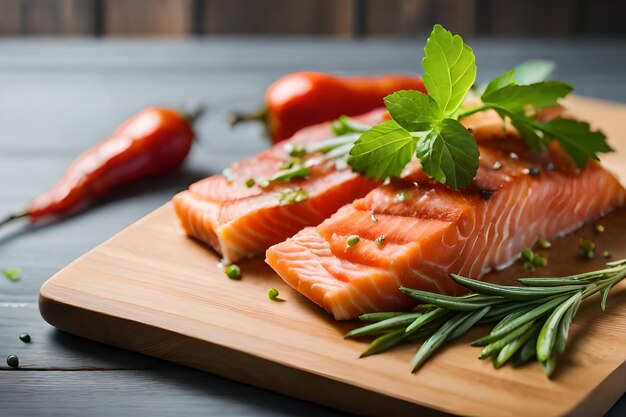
266,138,626,320
172,110,385,263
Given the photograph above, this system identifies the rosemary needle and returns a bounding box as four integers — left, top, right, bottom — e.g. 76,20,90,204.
346,259,626,377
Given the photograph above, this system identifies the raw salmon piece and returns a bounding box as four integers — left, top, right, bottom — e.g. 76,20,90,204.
266,138,626,320
172,110,385,263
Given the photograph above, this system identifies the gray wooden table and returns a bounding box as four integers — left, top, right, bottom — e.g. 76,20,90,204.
0,38,624,417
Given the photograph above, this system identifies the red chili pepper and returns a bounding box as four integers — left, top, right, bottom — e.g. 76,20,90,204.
230,72,426,143
0,106,203,228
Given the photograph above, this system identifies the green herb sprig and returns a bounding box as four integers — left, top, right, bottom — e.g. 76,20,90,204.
347,24,611,189
345,259,626,377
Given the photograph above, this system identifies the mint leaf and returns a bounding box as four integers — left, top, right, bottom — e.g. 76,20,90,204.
417,119,479,189
422,24,476,117
384,90,440,131
540,118,612,167
482,81,573,112
348,121,415,179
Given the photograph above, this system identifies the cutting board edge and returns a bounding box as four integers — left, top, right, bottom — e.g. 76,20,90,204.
38,292,452,417
37,202,626,417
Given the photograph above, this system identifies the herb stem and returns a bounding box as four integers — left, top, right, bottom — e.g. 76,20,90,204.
457,105,493,120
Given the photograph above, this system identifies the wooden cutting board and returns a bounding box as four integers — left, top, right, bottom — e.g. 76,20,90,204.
40,96,626,417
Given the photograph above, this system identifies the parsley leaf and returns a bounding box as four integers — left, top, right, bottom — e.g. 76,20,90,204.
422,24,476,117
347,121,415,179
498,109,545,150
384,90,440,131
482,81,573,112
512,60,555,85
417,119,479,189
496,109,611,166
348,24,478,189
540,118,612,167
483,60,556,96
344,24,611,190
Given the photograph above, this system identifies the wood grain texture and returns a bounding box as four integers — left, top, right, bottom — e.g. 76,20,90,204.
363,0,475,37
200,0,354,37
0,0,97,35
102,0,193,37
476,0,577,36
38,97,626,417
0,0,21,34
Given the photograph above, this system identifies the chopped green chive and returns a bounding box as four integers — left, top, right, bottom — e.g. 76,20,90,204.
375,235,386,246
245,178,256,188
2,267,21,281
279,188,308,205
521,248,546,269
347,235,360,247
521,248,534,262
594,224,605,234
280,157,302,170
536,238,552,250
532,255,548,268
19,333,30,343
268,288,284,301
603,250,612,259
284,144,306,157
395,192,406,202
579,239,595,260
6,355,18,368
224,264,241,280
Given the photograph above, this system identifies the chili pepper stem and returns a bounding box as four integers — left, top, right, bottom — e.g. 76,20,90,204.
181,105,207,126
0,212,28,229
228,107,268,127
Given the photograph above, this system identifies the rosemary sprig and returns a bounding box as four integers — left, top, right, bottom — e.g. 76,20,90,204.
345,259,626,377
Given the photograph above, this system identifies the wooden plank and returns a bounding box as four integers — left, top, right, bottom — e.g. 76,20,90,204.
362,0,475,37
0,0,21,34
576,0,626,35
477,0,577,36
200,0,354,37
0,370,350,416
102,0,193,37
38,97,626,416
13,0,97,35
